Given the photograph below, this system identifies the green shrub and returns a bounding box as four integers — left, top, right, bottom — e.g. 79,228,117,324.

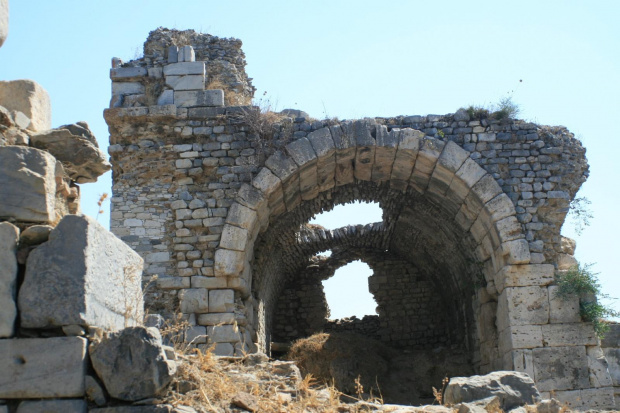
555,263,619,337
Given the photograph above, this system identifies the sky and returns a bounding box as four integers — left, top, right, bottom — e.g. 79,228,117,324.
1,1,619,319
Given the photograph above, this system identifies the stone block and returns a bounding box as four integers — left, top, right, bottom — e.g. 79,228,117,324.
226,203,257,231
286,137,317,166
209,289,234,312
265,150,298,181
0,0,7,48
197,312,236,325
19,214,144,331
471,174,503,205
0,146,57,223
179,45,195,62
497,286,549,331
156,276,190,290
602,348,620,386
110,67,147,79
168,46,178,63
191,276,227,289
541,323,597,347
214,248,245,277
163,61,205,76
0,80,51,131
509,349,535,379
17,400,87,413
532,346,590,391
0,336,87,398
208,324,241,343
494,264,554,294
157,89,174,105
501,239,531,265
0,222,19,337
185,325,207,344
411,138,444,190
556,253,578,270
307,127,335,157
219,225,248,251
179,288,208,313
112,82,145,96
174,90,223,107
165,74,205,90
586,346,613,387
498,325,543,354
580,387,616,410
548,285,581,323
390,129,421,190
495,216,523,242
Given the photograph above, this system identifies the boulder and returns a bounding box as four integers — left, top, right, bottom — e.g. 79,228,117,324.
0,222,19,337
0,146,57,223
444,371,540,410
0,80,51,131
30,123,111,183
19,224,52,245
89,327,177,401
18,214,144,331
0,336,88,398
0,0,7,48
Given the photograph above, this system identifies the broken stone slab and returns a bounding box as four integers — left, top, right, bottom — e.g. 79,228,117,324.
90,327,176,402
0,80,51,131
0,336,88,398
444,371,540,410
163,61,205,76
19,214,144,331
30,123,111,183
165,74,205,91
0,146,57,223
16,400,87,413
0,222,19,337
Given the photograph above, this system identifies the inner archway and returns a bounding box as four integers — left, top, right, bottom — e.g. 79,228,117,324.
322,260,376,320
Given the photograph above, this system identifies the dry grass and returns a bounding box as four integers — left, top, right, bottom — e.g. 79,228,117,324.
206,77,251,106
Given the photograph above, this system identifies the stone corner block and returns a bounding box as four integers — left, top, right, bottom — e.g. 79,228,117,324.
497,286,549,331
214,248,245,278
209,289,235,313
0,79,52,131
19,214,144,331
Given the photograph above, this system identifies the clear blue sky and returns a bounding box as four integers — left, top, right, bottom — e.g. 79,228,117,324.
1,1,619,318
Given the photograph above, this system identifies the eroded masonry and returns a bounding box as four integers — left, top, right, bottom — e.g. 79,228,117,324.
105,28,615,407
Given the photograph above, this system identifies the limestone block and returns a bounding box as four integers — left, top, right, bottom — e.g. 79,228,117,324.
226,203,257,231
157,276,190,290
486,194,517,223
602,348,620,386
497,286,549,331
265,150,298,181
390,129,421,191
174,90,223,107
556,253,578,271
586,346,613,387
444,371,540,410
179,45,196,62
179,288,208,313
494,264,554,294
471,174,503,206
498,325,543,354
508,349,535,379
209,289,234,312
0,222,18,337
110,67,147,79
372,126,398,182
0,146,57,222
411,138,444,191
31,124,111,183
501,239,531,265
208,324,241,343
286,137,317,166
89,327,176,402
165,74,205,91
580,387,616,410
112,82,145,96
298,163,318,201
308,127,335,157
185,325,207,344
252,167,281,197
19,224,52,245
163,61,205,76
0,336,87,398
220,225,248,251
541,323,597,347
560,236,576,255
197,312,235,325
157,90,174,105
19,214,144,331
168,46,179,63
0,80,51,131
17,400,87,413
0,0,7,48
495,216,523,242
532,346,590,391
548,285,581,323
214,248,245,277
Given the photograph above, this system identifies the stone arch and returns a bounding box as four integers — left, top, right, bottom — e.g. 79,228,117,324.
216,119,535,371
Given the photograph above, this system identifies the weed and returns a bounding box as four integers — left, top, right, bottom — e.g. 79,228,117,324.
96,193,108,222
432,376,449,405
567,196,593,236
554,263,619,337
206,77,251,106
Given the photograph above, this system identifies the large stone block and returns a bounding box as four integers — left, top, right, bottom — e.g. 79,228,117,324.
586,346,613,387
0,0,7,48
90,327,176,402
174,90,223,107
0,146,57,223
497,286,549,331
541,323,597,347
0,336,88,398
494,264,554,294
602,347,620,386
0,222,18,337
548,285,581,323
17,400,87,413
19,214,144,331
0,80,51,131
532,346,590,391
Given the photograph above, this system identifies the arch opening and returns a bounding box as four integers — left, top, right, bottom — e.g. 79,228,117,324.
322,260,376,320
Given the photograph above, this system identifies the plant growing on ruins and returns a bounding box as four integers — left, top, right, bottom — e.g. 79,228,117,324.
554,263,619,337
96,192,108,222
567,196,593,235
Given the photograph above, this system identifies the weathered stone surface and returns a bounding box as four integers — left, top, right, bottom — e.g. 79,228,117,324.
19,214,144,330
90,327,176,401
179,288,208,313
541,323,596,347
0,222,18,337
547,285,580,323
166,74,205,90
444,371,540,410
174,90,223,107
0,336,88,398
497,286,549,331
163,61,205,76
0,0,7,48
30,123,111,183
586,346,613,387
209,289,234,312
602,347,620,386
495,264,554,294
532,346,589,391
16,400,87,413
85,374,108,406
0,146,57,222
0,80,51,131
19,224,52,245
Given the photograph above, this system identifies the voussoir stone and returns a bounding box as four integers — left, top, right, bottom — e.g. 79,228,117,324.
30,123,111,183
18,214,144,331
0,145,57,223
444,371,540,410
89,326,177,401
0,222,19,337
0,79,51,131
